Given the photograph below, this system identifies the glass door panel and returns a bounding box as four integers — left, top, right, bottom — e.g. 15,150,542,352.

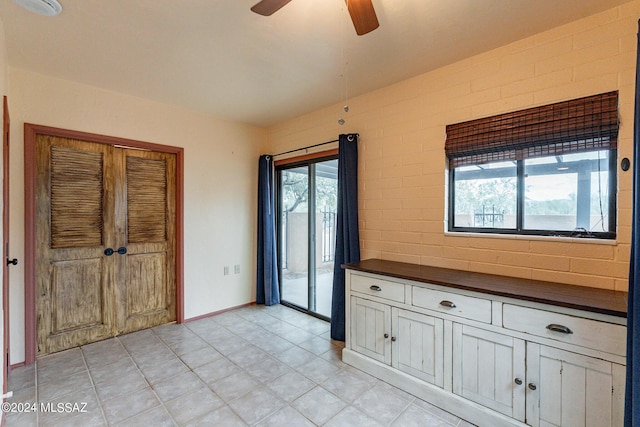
278,156,338,319
314,159,338,317
280,167,309,310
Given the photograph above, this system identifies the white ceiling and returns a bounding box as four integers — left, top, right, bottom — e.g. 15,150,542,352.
0,0,632,127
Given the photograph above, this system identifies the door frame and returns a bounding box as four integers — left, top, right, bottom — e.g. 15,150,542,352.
275,149,338,321
3,97,10,389
24,123,184,365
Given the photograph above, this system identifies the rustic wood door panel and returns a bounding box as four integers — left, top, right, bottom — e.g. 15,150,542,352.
119,253,170,332
36,135,116,355
126,254,166,314
36,135,176,355
116,150,176,335
50,259,106,333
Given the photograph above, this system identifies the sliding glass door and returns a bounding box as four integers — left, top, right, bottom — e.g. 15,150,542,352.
277,155,338,319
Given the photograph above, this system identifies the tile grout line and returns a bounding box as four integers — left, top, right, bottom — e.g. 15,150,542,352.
183,307,332,425
180,310,296,425
176,319,259,424
149,324,244,426
103,335,178,427
236,307,331,426
78,347,110,427
384,395,414,427
254,307,364,425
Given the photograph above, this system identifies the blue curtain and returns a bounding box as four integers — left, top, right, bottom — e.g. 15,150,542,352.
331,134,361,341
625,19,640,427
256,155,280,306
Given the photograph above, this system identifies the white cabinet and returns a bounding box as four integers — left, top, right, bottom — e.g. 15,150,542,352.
350,296,445,388
350,296,391,364
392,308,444,387
343,268,627,427
452,324,526,421
525,344,625,427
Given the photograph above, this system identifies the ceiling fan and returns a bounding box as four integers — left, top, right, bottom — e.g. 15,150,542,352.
251,0,379,36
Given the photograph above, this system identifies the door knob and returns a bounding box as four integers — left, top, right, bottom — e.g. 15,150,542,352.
117,247,127,255
514,378,523,385
6,258,17,266
528,383,537,391
104,248,114,256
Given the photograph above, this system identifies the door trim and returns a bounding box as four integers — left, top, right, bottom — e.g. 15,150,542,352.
24,123,184,364
3,97,10,392
275,152,339,321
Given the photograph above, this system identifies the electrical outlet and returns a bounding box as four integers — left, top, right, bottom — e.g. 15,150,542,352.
223,266,229,275
234,265,240,274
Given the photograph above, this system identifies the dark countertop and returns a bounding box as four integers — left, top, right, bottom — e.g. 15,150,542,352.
343,258,628,318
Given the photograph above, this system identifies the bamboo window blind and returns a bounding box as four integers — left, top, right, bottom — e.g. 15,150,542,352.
445,91,619,168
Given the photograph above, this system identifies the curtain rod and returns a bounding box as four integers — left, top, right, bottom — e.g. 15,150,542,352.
271,133,358,157
272,139,338,157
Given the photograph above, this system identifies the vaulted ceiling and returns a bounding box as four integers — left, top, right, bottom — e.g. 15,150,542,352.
0,0,631,126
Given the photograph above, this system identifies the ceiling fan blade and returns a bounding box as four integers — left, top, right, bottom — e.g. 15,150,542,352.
346,0,379,35
251,0,292,16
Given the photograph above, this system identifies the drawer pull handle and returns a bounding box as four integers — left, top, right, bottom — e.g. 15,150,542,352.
546,324,573,334
439,300,456,308
370,285,382,292
514,378,523,385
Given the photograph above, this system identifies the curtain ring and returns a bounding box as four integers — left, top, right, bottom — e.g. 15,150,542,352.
265,155,271,160
347,134,355,142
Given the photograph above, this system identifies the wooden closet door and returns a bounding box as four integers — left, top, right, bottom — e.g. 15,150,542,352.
36,135,177,355
114,148,176,334
36,136,117,355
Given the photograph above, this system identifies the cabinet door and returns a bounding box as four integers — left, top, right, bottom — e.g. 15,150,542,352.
392,308,444,387
452,324,526,421
350,297,391,365
525,343,625,427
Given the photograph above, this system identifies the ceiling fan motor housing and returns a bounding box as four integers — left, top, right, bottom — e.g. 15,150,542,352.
11,0,62,16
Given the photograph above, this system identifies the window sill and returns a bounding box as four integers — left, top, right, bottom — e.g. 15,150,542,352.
444,230,617,245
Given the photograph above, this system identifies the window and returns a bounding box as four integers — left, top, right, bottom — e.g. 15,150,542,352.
446,92,618,239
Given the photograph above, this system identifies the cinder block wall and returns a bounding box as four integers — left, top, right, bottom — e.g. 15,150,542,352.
267,2,640,292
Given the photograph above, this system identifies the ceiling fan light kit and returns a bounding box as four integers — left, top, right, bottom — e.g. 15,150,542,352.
251,0,379,35
11,0,62,16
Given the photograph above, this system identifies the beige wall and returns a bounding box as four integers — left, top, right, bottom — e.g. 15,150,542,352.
267,2,640,293
7,68,264,364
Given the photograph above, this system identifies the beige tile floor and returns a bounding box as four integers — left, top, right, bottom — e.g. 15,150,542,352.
4,304,475,426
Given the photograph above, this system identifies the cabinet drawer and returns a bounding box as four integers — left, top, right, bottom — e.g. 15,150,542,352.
503,304,626,357
412,286,492,323
350,274,405,303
